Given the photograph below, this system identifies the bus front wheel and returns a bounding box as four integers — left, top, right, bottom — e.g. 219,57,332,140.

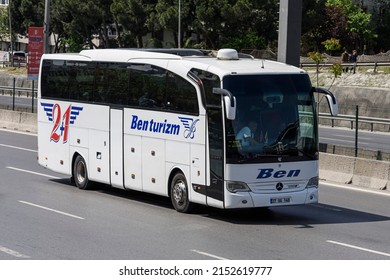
73,155,90,190
170,173,192,213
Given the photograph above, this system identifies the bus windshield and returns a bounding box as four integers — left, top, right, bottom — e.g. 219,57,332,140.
224,74,318,164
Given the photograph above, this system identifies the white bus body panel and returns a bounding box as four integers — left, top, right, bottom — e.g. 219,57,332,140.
38,101,111,184
206,196,225,209
224,161,318,208
88,129,110,184
123,134,143,191
141,137,166,195
122,108,207,202
38,121,71,175
110,109,124,189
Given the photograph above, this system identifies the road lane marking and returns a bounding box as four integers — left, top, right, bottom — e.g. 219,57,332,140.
190,249,228,260
333,134,371,140
321,181,390,197
18,200,85,220
0,245,30,259
319,137,370,145
6,166,60,179
0,143,37,153
327,240,390,257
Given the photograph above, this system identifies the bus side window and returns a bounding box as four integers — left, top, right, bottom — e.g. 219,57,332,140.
127,67,143,106
106,64,129,106
166,71,199,115
80,62,97,102
190,68,220,108
94,64,107,103
146,66,166,109
57,65,70,99
128,64,164,109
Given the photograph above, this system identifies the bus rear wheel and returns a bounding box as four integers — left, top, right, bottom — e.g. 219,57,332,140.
73,155,90,190
170,173,192,213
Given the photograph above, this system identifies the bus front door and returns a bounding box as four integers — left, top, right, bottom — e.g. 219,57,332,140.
207,108,224,208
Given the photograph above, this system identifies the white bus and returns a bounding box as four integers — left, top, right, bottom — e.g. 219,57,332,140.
38,48,338,213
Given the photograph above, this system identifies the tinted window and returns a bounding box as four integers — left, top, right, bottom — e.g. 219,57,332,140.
41,60,199,115
190,68,221,107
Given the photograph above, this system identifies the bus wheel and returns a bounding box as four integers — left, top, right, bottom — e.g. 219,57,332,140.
73,155,90,190
170,173,192,213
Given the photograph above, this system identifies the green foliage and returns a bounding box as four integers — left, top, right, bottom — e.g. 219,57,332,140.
321,38,341,54
326,0,354,9
330,63,342,78
328,62,342,89
60,36,85,53
7,0,44,36
50,0,115,50
308,51,326,83
308,51,326,65
222,32,266,50
326,0,376,50
374,0,390,51
111,0,149,48
4,0,387,53
0,6,9,40
348,9,373,37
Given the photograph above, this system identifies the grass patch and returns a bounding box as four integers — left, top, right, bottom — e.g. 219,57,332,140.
0,67,27,75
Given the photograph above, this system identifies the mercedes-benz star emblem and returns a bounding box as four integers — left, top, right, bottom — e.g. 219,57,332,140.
276,182,284,191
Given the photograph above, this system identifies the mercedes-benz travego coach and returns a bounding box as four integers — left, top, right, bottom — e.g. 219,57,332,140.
38,48,338,213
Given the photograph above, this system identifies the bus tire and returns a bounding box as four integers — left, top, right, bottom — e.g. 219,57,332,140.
170,172,192,213
73,155,90,190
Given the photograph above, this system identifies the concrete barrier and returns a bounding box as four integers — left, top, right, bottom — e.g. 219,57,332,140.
0,109,37,133
319,152,390,191
319,153,354,184
352,157,389,190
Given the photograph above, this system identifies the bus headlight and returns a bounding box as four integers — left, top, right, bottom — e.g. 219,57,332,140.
306,176,319,189
226,181,250,193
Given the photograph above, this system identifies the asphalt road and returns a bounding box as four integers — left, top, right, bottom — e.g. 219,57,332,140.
319,125,390,152
1,129,390,260
0,94,36,112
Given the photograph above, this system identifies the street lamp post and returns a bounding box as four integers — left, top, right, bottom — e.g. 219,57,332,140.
277,0,302,67
44,0,51,53
8,0,13,66
178,0,181,48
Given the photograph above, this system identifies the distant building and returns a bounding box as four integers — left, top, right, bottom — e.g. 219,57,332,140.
353,0,381,12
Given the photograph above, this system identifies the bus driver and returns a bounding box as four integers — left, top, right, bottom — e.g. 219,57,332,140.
236,120,262,147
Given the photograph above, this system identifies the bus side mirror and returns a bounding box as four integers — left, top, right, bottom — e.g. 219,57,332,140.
213,88,236,120
313,87,339,116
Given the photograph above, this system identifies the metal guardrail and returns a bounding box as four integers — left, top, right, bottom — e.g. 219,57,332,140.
0,83,37,112
0,85,37,97
300,61,390,73
1,61,27,68
319,112,390,132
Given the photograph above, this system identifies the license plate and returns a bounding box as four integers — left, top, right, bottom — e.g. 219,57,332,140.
270,197,291,204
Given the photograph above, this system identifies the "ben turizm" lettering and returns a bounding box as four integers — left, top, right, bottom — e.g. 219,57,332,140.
130,115,180,135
